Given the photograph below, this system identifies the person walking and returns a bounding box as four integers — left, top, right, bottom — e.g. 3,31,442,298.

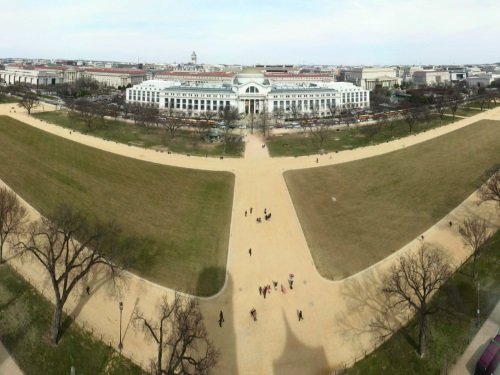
298,310,303,321
250,308,257,321
245,210,247,217
259,286,262,295
219,311,224,327
249,248,252,256
86,286,90,295
250,207,253,214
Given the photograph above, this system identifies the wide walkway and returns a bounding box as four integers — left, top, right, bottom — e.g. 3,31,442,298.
0,342,23,375
450,300,500,375
1,104,500,373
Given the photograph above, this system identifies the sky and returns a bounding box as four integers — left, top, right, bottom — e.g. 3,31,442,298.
1,0,499,66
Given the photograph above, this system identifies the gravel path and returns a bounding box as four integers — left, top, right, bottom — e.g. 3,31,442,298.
1,104,499,374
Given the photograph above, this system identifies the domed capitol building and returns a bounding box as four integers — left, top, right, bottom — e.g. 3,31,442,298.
126,67,369,118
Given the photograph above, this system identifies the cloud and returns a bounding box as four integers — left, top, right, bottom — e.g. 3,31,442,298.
1,0,499,64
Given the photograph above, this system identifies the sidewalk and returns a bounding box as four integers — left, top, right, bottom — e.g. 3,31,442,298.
450,300,500,375
0,341,23,375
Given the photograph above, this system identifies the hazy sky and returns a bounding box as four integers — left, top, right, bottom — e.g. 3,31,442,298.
1,0,499,65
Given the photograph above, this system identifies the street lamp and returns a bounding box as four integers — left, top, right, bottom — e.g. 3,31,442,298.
118,301,123,351
477,282,480,326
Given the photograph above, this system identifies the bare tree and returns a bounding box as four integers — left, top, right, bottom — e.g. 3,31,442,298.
459,218,491,278
448,93,461,122
17,204,124,344
73,98,99,131
382,244,451,357
259,102,271,137
326,101,337,120
434,95,448,125
0,187,27,264
134,293,219,375
18,91,40,115
163,109,184,139
219,105,239,154
308,122,330,150
478,169,500,209
272,107,284,128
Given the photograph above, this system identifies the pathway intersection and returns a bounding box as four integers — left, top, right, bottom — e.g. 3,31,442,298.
1,104,499,374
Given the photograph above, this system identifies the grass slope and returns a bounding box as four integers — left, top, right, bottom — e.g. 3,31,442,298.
267,115,455,157
0,264,145,375
284,120,500,279
347,231,500,374
0,115,234,295
33,110,244,157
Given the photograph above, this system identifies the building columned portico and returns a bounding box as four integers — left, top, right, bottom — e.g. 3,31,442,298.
126,68,370,118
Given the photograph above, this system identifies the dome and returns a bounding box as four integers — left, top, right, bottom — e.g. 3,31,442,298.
239,67,264,75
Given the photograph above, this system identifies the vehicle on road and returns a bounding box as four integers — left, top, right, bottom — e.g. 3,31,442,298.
475,333,500,375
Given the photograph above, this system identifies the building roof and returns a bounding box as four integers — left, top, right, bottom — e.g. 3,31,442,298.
157,71,233,77
265,73,331,78
83,68,145,75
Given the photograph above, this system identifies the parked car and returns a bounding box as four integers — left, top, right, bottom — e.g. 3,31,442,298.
475,333,500,375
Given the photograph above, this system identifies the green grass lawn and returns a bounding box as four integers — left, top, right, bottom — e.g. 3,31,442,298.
0,96,19,104
445,107,483,117
0,264,145,375
33,110,244,157
284,120,500,279
267,114,455,157
347,231,500,374
0,115,234,296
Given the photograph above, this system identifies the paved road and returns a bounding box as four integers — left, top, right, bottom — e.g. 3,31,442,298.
450,300,500,375
0,342,23,375
1,104,499,374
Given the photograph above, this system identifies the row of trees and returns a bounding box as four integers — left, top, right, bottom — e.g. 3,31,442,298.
374,169,500,358
0,187,218,374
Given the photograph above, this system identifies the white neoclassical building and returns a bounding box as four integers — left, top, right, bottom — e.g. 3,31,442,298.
126,68,369,118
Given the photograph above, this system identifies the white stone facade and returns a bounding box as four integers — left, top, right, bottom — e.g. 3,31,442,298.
126,70,369,118
347,67,399,90
0,66,63,86
412,70,450,86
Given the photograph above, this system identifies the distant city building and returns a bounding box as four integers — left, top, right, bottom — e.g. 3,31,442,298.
191,51,197,65
346,67,399,90
0,65,63,86
412,70,450,86
0,64,146,88
126,67,369,118
466,73,500,88
447,67,467,82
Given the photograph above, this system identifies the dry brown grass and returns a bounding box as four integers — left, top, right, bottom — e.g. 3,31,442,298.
284,120,500,279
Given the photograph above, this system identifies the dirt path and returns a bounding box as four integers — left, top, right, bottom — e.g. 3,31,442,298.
450,300,500,375
1,104,500,373
0,341,23,375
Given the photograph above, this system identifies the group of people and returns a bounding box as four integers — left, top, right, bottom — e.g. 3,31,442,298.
245,207,272,223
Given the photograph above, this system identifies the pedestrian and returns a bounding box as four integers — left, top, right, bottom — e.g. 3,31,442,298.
449,221,452,227
281,284,286,293
250,308,257,321
298,310,303,321
249,248,252,256
245,210,247,217
259,286,262,295
264,208,267,215
316,158,318,163
268,213,272,220
86,286,90,295
250,207,253,214
219,310,224,327
421,235,424,240
263,287,267,299
273,281,278,290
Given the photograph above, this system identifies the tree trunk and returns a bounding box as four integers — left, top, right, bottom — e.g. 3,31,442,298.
51,302,63,344
418,313,426,358
472,252,477,279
